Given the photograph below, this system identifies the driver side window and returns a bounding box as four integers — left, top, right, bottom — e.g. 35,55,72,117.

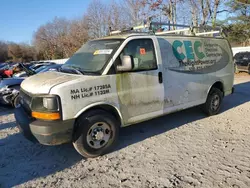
111,39,157,74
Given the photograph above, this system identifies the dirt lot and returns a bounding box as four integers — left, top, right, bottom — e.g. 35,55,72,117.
0,74,250,188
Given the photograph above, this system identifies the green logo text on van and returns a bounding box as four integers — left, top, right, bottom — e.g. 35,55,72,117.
172,40,206,60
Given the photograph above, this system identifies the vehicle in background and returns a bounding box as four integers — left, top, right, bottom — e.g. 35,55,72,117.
14,71,32,78
234,51,250,74
0,77,24,106
0,63,7,69
31,59,69,65
0,64,15,78
36,64,62,73
14,63,56,77
0,63,61,107
0,63,28,78
30,62,55,71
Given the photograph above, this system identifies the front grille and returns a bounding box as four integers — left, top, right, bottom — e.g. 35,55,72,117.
19,89,32,114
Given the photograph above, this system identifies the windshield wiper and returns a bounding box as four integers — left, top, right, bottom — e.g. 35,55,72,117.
61,65,85,75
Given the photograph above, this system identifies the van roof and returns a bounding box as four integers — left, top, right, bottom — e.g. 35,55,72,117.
99,33,224,40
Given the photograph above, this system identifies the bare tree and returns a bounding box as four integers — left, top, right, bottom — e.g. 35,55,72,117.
85,0,133,37
85,0,108,38
188,0,224,27
193,0,210,25
0,41,8,62
63,18,89,56
20,43,37,62
140,0,186,29
29,0,229,61
34,22,58,59
33,17,72,59
122,0,145,25
7,43,36,62
210,0,220,26
8,43,23,62
188,0,199,26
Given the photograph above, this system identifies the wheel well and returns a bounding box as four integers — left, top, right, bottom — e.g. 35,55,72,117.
83,105,122,126
73,105,122,141
211,82,224,96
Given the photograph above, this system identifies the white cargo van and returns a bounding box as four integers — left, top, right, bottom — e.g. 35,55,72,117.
15,22,234,158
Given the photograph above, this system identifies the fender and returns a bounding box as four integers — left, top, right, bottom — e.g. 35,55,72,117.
206,80,225,97
74,102,124,126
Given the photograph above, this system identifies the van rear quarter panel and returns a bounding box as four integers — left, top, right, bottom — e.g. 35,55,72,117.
157,36,234,106
215,39,234,96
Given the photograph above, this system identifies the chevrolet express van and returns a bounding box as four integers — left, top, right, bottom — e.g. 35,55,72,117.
15,32,234,158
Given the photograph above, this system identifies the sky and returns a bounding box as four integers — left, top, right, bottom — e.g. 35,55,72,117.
0,0,94,43
0,0,231,44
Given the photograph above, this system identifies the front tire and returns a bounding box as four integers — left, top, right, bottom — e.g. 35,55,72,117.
202,88,223,116
73,110,119,158
12,94,20,108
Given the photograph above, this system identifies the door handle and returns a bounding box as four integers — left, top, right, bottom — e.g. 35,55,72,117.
158,72,163,84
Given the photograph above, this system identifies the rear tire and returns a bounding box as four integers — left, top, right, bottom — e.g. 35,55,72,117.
73,110,119,158
202,88,223,116
234,64,239,74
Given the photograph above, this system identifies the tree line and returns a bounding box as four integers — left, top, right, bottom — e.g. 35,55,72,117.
0,0,249,63
0,41,37,62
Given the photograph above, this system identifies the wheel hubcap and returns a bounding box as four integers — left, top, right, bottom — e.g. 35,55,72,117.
95,131,104,140
211,94,220,111
86,122,111,149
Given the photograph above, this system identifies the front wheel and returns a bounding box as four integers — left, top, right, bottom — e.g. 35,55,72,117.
12,94,20,108
202,88,223,116
73,110,119,158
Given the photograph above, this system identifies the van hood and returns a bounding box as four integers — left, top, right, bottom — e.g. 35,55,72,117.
21,72,80,94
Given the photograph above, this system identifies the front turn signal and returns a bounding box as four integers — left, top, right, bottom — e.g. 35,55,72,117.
32,111,60,120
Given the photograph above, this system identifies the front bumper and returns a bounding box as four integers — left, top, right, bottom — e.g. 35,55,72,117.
14,106,75,145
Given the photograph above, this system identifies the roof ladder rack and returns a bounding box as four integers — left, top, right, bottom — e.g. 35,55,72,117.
109,22,150,36
109,19,224,37
195,31,220,36
155,28,191,35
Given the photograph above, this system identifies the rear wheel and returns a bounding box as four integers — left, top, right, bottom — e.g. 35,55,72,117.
234,64,239,74
202,88,223,116
73,110,119,158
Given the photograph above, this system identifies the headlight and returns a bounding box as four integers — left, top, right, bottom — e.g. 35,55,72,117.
43,97,58,110
31,95,60,112
31,95,61,120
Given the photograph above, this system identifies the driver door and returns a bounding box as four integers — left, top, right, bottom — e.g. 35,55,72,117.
115,38,164,125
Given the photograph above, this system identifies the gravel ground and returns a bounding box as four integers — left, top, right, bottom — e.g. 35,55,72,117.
0,74,250,188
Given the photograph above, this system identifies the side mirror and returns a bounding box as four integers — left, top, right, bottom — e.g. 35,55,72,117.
117,55,133,72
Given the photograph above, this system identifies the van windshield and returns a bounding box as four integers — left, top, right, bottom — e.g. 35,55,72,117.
62,39,123,74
